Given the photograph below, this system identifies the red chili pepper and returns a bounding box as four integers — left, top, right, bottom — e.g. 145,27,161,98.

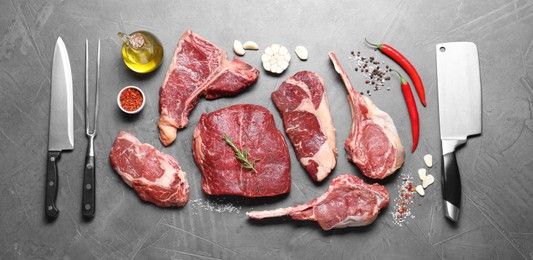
394,71,419,153
365,39,426,107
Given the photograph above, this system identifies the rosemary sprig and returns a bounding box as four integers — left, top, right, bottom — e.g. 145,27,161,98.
222,134,258,173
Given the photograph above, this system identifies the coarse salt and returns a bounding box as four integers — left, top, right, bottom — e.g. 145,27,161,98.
190,198,241,214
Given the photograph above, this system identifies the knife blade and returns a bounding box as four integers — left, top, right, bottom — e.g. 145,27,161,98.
436,42,482,222
46,37,74,219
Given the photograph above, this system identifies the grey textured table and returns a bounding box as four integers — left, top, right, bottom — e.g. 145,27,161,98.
1,0,532,259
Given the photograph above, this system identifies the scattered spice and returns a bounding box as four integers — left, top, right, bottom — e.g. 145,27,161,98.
348,50,392,95
119,87,143,112
392,172,417,226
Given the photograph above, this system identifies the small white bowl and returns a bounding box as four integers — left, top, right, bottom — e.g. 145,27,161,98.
117,86,146,114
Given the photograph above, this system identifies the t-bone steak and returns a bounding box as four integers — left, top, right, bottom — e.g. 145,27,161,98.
272,71,337,182
247,174,389,230
192,104,291,197
158,30,260,146
109,131,189,207
329,52,404,179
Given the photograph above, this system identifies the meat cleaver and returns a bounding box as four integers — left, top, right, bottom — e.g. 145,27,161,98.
436,42,482,222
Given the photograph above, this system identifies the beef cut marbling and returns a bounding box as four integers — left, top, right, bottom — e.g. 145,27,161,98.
272,71,336,182
158,30,259,146
248,174,389,230
110,131,189,207
192,104,291,197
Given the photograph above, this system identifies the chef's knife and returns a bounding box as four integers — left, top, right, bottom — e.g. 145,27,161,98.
436,42,482,222
46,37,74,219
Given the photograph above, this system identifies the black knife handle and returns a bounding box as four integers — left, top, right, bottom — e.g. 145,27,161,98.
45,151,61,219
442,151,461,210
82,155,95,218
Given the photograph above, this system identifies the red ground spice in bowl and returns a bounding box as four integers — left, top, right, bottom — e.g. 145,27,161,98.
117,86,145,114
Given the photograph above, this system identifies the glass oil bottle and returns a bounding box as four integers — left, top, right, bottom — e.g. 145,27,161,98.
118,31,163,73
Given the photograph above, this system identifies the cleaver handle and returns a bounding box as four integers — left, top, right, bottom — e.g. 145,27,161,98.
45,151,61,219
441,139,465,222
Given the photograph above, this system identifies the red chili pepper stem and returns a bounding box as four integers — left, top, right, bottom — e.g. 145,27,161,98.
392,70,408,85
365,38,427,107
392,70,420,153
364,38,383,50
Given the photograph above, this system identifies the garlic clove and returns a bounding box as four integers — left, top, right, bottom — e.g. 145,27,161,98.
261,53,270,63
424,154,433,168
284,53,291,62
422,174,435,188
271,44,280,53
416,185,425,196
418,168,427,181
270,63,278,72
242,41,259,50
295,46,309,60
279,45,288,55
278,60,289,70
265,46,273,55
233,40,245,56
262,60,271,71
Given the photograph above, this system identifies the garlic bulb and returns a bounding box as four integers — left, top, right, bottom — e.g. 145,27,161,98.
261,44,291,74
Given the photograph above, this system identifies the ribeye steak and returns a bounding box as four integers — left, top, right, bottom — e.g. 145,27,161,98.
110,131,189,207
247,174,389,230
329,52,404,179
192,104,291,197
272,71,336,182
158,30,260,146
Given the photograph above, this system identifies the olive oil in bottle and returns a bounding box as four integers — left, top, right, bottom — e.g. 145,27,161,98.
118,31,163,73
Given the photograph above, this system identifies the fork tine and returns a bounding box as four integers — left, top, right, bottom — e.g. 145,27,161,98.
93,39,100,135
85,39,89,135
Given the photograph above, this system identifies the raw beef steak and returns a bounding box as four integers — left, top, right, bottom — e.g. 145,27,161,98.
272,71,336,182
158,30,260,146
110,131,189,207
329,52,404,179
247,174,389,230
192,104,291,197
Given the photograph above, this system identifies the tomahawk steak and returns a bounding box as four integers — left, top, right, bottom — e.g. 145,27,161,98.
158,30,260,146
329,52,404,179
247,174,389,230
192,104,291,197
109,131,189,207
272,71,336,182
